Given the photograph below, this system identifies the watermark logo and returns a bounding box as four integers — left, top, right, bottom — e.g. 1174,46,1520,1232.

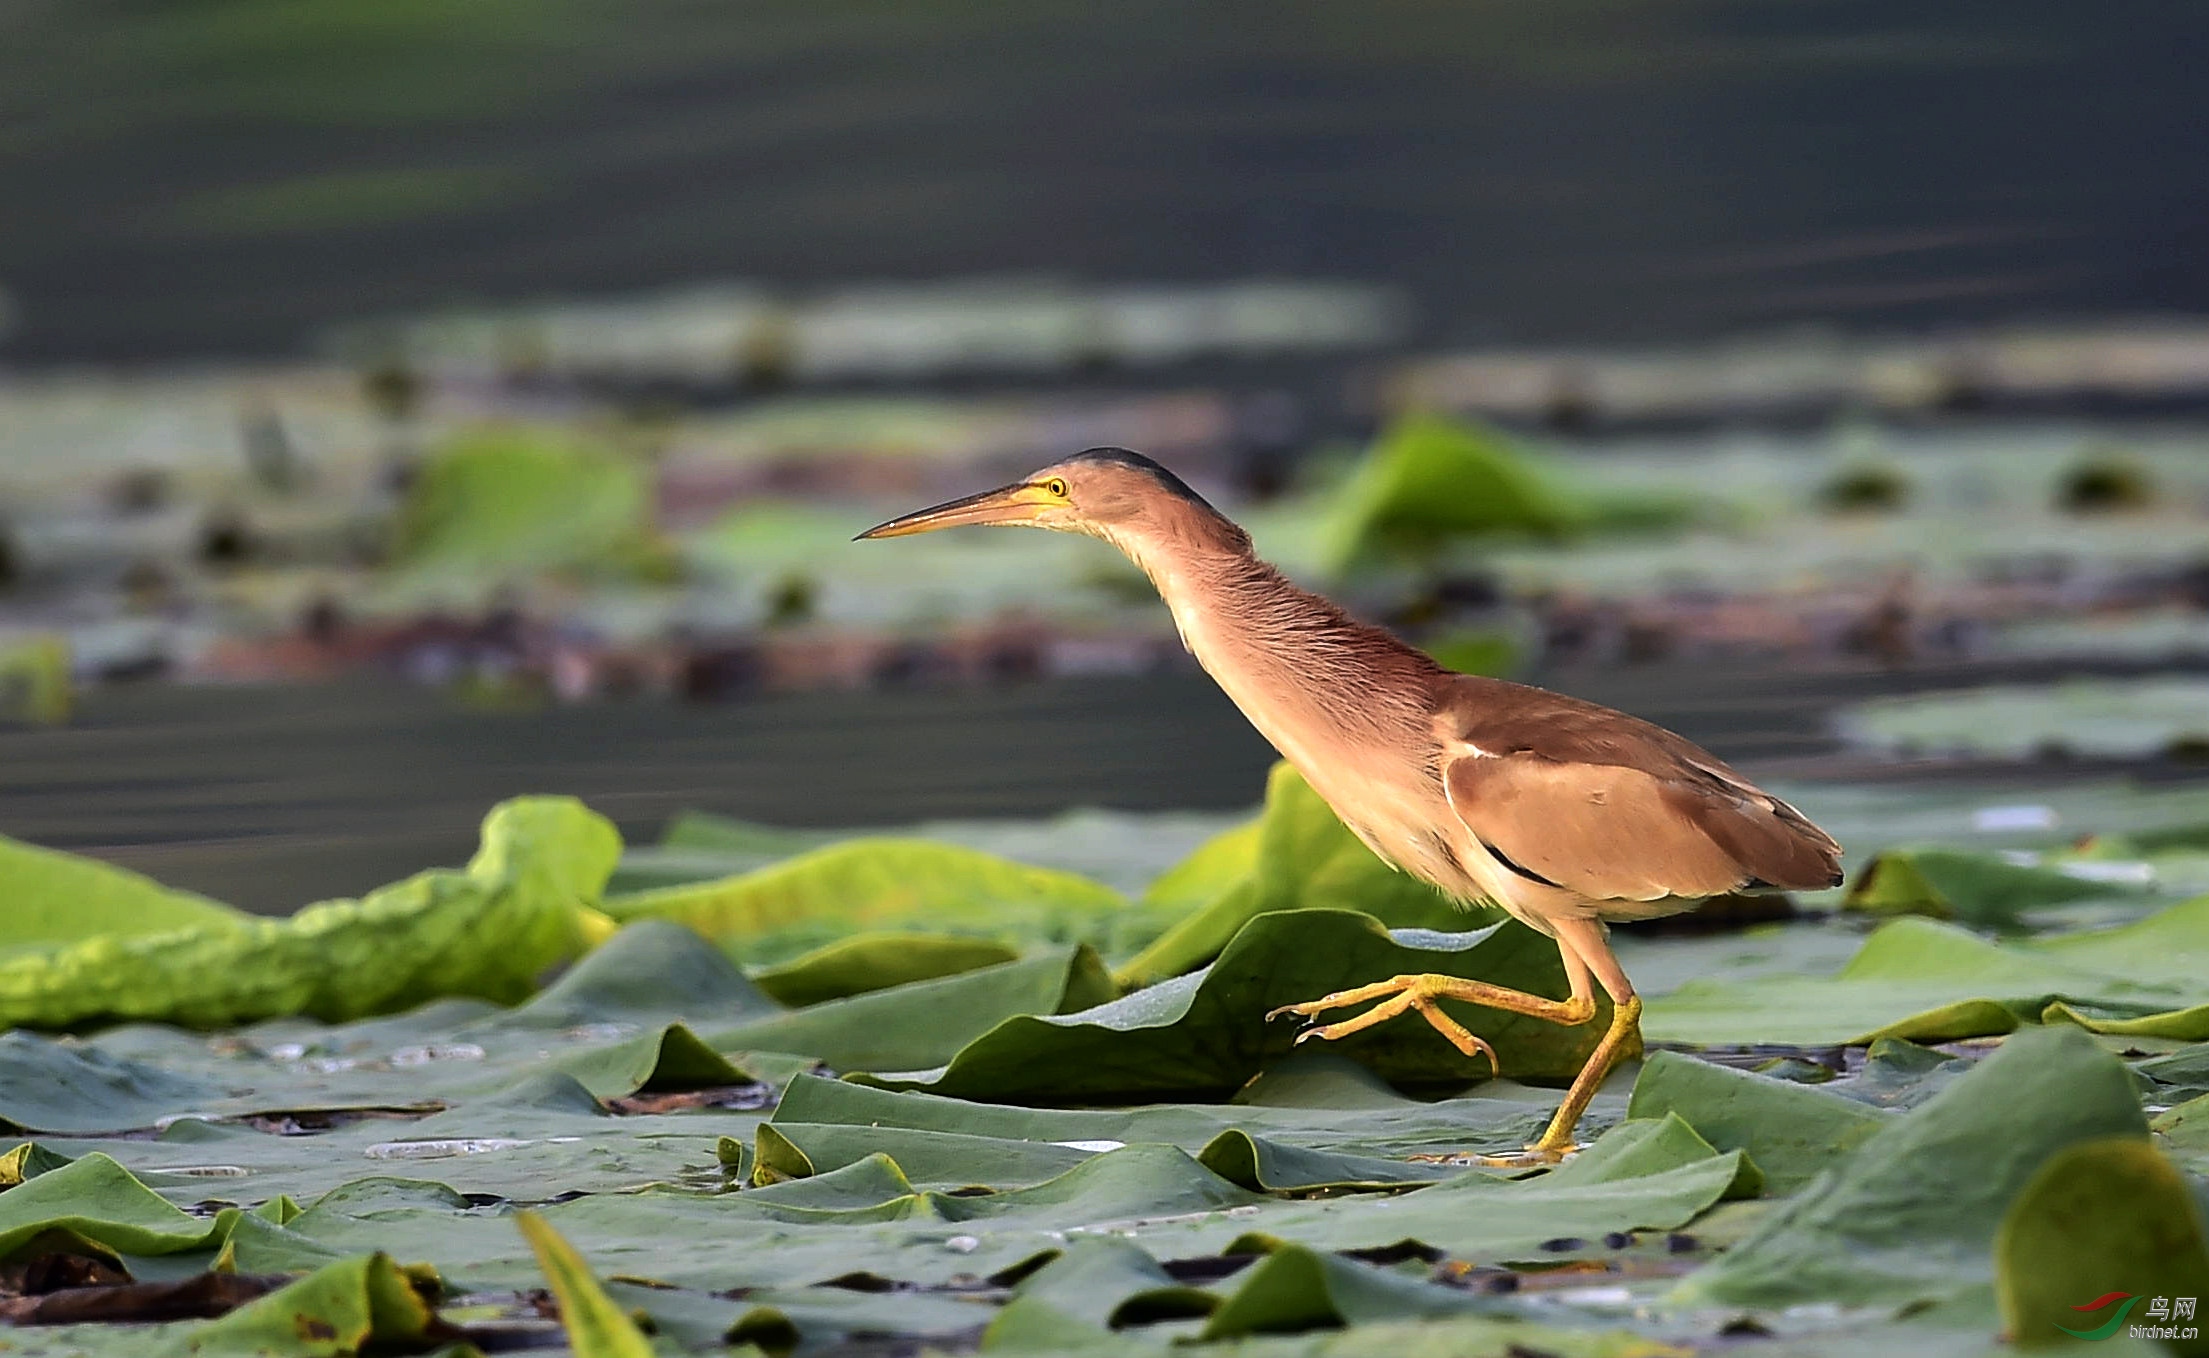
2059,1292,2198,1342
2059,1292,2139,1340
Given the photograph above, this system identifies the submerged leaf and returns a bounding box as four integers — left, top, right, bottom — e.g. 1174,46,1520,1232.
1198,1116,1743,1265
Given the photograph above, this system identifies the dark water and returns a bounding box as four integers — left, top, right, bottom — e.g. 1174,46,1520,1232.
0,675,1279,913
0,657,2073,915
4,2,2207,361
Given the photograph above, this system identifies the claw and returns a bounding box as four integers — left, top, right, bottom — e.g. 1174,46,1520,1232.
1293,1021,1349,1046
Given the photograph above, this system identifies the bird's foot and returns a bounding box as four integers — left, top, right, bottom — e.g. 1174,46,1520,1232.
1265,974,1500,1075
1525,994,1644,1157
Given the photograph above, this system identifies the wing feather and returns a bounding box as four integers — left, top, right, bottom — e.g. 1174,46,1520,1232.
1435,676,1844,902
1443,755,1747,901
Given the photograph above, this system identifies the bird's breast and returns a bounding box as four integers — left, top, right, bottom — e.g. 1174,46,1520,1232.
1213,667,1478,893
1162,582,1493,898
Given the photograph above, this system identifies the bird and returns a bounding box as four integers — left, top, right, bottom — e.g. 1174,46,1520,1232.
858,447,1843,1157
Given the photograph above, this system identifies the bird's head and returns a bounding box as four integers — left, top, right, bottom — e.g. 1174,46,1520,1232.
855,447,1239,554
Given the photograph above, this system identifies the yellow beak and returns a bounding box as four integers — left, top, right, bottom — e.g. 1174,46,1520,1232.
854,482,1061,540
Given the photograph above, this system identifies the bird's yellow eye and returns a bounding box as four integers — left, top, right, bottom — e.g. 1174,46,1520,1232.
1043,477,1069,498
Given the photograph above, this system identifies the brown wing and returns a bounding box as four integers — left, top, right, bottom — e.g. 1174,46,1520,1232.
1438,675,1843,902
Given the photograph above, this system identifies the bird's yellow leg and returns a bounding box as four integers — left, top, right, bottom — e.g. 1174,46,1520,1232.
1527,917,1643,1158
1267,967,1601,1169
1266,916,1646,1166
1528,993,1642,1156
1266,972,1597,1075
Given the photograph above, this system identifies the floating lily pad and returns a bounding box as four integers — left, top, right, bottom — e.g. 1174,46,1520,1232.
1676,1026,2148,1308
1838,678,2209,761
185,1251,440,1357
1995,1136,2209,1353
0,797,618,1032
0,834,243,961
0,774,2202,1355
750,932,1023,1006
1843,847,2137,928
868,911,1607,1104
1648,892,2209,1048
1625,1052,1890,1193
603,838,1139,967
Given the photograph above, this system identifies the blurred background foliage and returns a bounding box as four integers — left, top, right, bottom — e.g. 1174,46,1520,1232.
392,428,671,584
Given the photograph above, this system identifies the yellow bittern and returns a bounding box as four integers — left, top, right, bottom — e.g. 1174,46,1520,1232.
859,448,1842,1156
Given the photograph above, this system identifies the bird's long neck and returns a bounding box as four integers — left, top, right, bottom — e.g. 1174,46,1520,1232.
1106,516,1444,761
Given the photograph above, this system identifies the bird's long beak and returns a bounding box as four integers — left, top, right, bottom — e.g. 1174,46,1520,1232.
854,482,1059,540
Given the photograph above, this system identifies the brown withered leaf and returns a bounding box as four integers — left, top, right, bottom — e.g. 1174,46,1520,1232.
0,1272,282,1325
